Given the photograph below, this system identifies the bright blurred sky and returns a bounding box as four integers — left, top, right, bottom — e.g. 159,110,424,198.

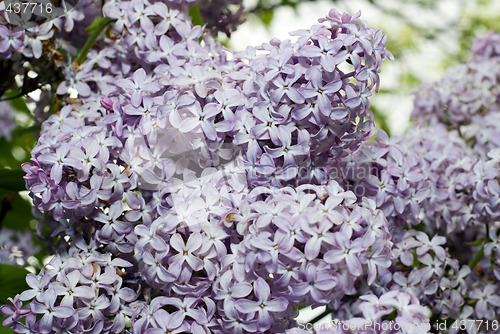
228,0,469,135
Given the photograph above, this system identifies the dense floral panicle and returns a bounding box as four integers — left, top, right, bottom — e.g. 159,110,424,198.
326,130,429,228
307,39,500,333
401,123,500,233
382,35,500,333
470,30,500,60
2,247,136,333
219,182,395,330
4,0,500,329
221,10,393,188
412,32,500,126
0,0,102,129
384,124,500,331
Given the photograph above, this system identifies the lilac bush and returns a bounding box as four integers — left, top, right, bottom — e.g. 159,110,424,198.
2,0,500,333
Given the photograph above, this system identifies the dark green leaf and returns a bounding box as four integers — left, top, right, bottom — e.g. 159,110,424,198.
0,265,29,305
0,126,36,170
2,191,34,232
0,170,26,192
2,91,30,116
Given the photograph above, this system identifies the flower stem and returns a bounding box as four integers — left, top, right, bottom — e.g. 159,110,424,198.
308,307,332,325
75,17,112,65
468,245,484,269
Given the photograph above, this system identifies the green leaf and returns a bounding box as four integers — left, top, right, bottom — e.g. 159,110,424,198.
0,170,25,192
383,309,397,321
188,5,204,26
2,91,30,116
0,127,36,170
0,320,17,334
84,16,111,34
371,105,391,136
258,9,274,27
465,238,486,247
76,17,113,64
2,191,34,232
0,265,29,305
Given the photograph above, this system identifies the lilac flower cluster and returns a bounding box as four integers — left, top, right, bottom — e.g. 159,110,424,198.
402,124,500,233
1,246,136,333
229,10,393,188
0,0,102,125
412,30,500,127
296,130,500,331
0,0,101,62
0,227,39,266
2,3,436,332
0,100,17,140
296,33,500,330
385,33,500,332
405,33,500,237
331,130,429,228
388,128,500,331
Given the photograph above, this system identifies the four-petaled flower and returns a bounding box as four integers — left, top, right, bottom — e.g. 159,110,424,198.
31,288,75,333
235,277,288,332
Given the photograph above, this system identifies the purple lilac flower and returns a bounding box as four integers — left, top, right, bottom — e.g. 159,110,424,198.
30,288,75,333
235,277,289,332
0,25,25,54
